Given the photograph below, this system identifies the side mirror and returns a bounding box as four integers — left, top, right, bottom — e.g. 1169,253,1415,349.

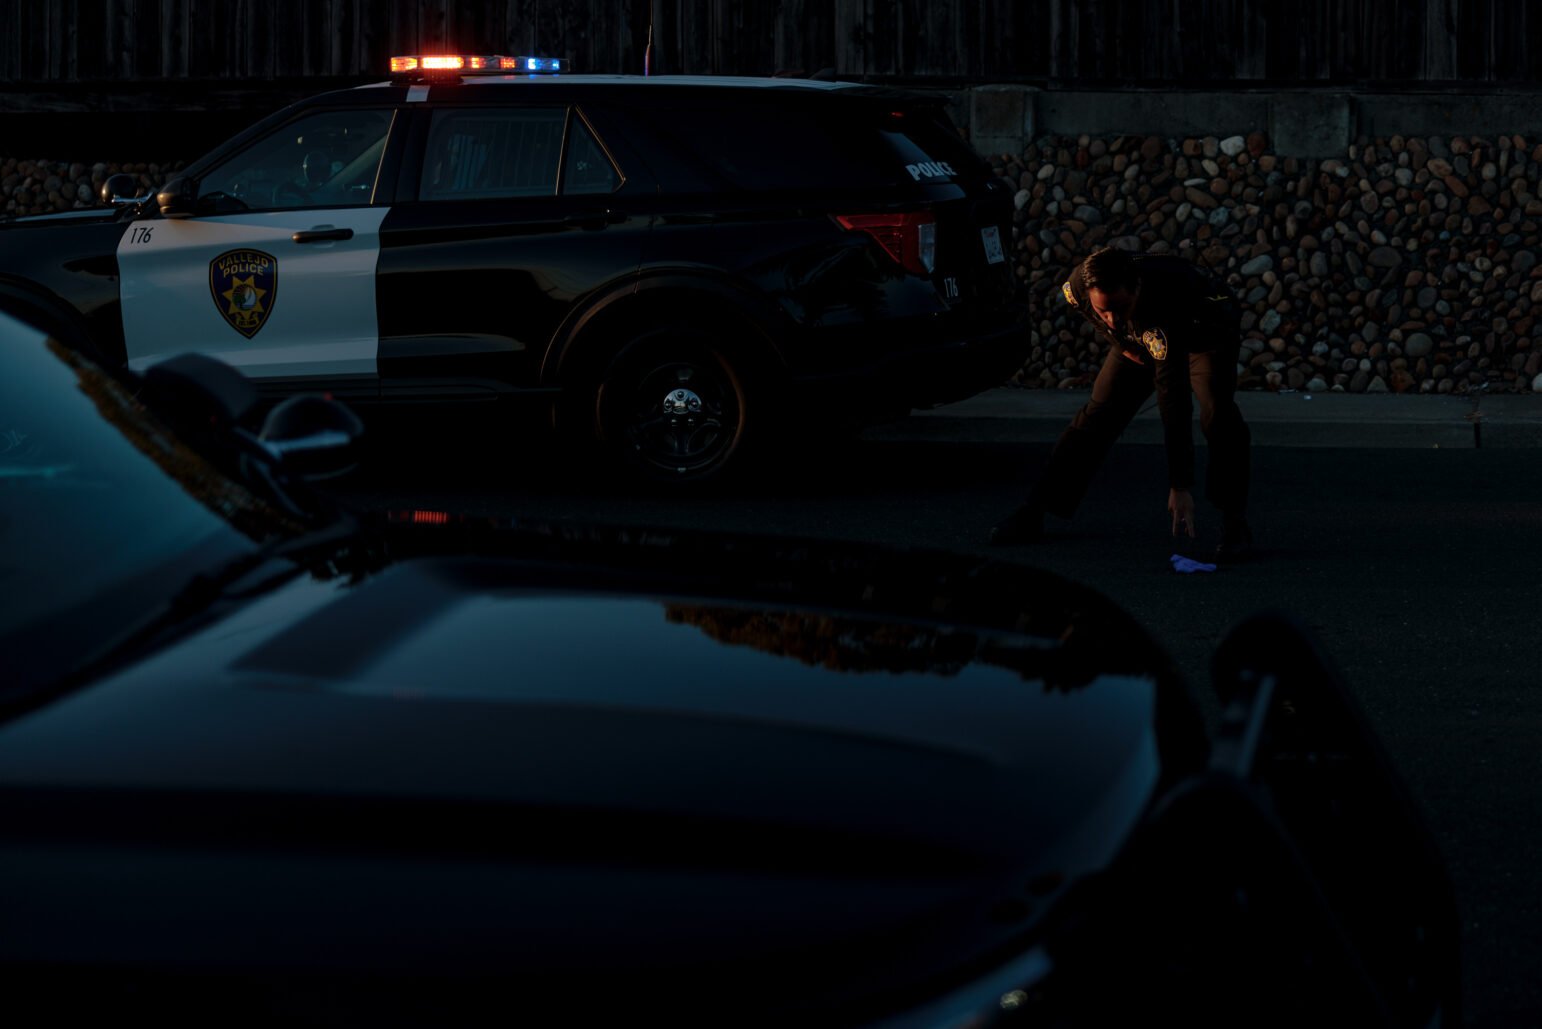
259,395,366,479
142,352,260,429
98,173,143,207
157,176,198,219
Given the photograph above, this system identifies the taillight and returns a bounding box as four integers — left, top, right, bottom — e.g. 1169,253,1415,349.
386,509,454,525
834,211,937,277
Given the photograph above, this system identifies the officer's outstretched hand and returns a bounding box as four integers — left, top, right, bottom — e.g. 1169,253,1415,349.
1168,488,1196,538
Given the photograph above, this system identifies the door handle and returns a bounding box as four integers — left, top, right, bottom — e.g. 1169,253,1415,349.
562,210,626,230
292,227,354,243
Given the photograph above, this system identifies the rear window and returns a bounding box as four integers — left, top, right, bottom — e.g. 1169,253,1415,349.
633,100,984,193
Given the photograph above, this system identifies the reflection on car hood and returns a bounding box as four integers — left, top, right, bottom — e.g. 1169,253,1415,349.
0,521,1204,1018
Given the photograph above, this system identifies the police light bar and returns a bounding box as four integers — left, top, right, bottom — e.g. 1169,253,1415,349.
389,54,566,76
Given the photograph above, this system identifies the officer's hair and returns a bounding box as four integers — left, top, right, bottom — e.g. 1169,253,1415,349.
1082,247,1139,293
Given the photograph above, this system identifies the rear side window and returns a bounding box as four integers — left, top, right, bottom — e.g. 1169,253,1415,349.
631,100,983,192
418,108,621,200
563,116,620,195
421,107,566,200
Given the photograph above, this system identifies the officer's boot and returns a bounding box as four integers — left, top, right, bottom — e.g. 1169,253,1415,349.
1214,511,1253,563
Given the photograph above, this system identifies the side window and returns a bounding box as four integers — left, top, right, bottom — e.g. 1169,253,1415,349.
197,109,394,212
629,103,873,191
420,108,566,201
562,116,620,195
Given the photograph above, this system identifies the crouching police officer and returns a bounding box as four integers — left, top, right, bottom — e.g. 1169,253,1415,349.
991,246,1254,561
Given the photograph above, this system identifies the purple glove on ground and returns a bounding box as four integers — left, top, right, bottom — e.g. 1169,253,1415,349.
1170,553,1218,574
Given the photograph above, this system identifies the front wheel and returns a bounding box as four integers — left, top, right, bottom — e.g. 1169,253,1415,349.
595,330,751,484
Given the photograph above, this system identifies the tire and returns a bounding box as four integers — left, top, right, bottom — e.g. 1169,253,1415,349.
594,326,751,484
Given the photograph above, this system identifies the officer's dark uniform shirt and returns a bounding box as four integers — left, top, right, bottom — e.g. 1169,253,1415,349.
1061,255,1237,491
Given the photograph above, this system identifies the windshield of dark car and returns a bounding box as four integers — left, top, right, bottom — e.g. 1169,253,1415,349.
0,321,305,695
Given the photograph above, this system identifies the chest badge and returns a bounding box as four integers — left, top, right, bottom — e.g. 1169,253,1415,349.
1061,281,1077,307
1141,328,1169,360
209,249,278,339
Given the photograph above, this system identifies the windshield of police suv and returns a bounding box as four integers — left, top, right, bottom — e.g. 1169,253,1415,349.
0,315,303,699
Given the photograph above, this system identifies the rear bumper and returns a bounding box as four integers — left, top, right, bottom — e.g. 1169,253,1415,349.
788,301,1031,421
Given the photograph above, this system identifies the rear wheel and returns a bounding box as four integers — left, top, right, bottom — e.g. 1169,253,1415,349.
594,327,751,484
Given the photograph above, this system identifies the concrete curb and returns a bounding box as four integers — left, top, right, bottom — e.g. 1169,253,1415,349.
863,389,1542,449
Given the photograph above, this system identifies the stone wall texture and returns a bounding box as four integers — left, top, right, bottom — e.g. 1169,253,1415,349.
2,159,183,216
995,132,1542,394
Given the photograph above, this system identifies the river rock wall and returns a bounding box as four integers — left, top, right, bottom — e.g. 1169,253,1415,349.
997,132,1542,393
2,159,182,215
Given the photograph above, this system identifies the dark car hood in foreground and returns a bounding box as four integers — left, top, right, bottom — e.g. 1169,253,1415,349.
0,523,1203,1022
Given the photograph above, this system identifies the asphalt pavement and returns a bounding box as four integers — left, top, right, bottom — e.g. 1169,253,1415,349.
867,386,1542,450
858,388,1542,1029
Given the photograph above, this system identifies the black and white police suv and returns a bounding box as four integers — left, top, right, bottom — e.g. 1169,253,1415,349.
0,54,1028,482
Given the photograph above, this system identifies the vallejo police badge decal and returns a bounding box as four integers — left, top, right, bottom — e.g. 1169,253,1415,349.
210,249,278,339
1141,328,1169,360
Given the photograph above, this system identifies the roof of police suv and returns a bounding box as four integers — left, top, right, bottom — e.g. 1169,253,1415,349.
357,73,870,91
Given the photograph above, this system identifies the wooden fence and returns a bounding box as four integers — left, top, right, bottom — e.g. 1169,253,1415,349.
2,0,1540,88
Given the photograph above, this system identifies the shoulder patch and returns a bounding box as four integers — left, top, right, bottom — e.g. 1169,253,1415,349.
1141,328,1169,361
1062,281,1077,307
